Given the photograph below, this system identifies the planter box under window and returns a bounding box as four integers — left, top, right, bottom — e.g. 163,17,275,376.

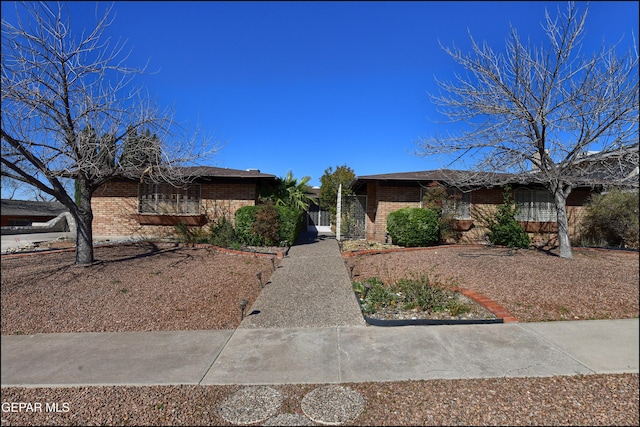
134,214,207,226
453,219,474,231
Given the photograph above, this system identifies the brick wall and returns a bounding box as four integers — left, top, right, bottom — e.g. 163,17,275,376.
364,183,592,245
91,180,258,238
365,182,422,241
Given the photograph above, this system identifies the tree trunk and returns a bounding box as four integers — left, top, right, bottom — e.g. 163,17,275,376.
74,181,95,265
554,190,573,259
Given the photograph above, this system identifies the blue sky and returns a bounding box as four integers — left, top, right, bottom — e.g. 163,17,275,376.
2,1,638,192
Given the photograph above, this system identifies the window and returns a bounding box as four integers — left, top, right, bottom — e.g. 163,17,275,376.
138,182,201,215
419,186,472,219
515,189,557,222
443,189,472,220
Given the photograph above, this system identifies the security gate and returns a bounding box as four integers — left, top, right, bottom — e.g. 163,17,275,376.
340,195,367,240
307,203,332,232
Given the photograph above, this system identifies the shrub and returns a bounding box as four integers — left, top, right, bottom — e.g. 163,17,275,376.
277,205,303,246
352,274,470,316
207,215,236,248
252,200,280,245
235,203,303,246
486,186,531,249
234,205,261,246
353,277,393,315
386,207,440,247
394,274,452,312
420,182,447,215
578,189,639,249
421,182,463,243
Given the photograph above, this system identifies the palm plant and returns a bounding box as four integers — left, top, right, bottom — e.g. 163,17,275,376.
268,170,315,211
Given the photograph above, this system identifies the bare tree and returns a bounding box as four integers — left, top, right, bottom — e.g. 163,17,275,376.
416,2,639,258
1,2,217,264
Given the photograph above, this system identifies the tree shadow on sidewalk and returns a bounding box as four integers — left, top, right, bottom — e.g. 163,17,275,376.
292,232,335,246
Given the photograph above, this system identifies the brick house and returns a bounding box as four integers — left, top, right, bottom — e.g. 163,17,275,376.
1,199,68,227
349,170,601,246
91,166,276,238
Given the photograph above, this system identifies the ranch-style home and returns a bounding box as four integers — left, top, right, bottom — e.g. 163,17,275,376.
348,169,608,246
91,166,276,238
1,199,68,227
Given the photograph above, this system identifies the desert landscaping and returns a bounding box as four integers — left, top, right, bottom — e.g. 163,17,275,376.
1,241,638,425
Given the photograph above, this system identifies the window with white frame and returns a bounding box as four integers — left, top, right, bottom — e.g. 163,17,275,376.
138,182,201,215
514,188,557,222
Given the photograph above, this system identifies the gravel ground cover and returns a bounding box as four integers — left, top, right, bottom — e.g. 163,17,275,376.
1,242,276,335
1,241,638,425
2,375,637,426
345,244,639,322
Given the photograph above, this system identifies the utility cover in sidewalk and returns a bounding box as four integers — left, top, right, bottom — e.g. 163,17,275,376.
301,385,364,425
217,386,283,425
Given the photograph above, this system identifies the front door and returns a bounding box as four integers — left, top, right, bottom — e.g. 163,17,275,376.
307,203,332,232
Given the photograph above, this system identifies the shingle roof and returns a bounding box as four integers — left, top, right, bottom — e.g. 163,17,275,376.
112,166,278,182
354,169,515,184
180,166,277,179
1,199,68,217
357,170,459,181
354,161,638,189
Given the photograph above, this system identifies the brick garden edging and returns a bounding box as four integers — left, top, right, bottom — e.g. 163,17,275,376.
455,287,518,323
341,243,488,258
342,245,518,323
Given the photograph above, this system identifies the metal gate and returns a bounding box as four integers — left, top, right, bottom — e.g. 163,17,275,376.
307,202,332,232
340,195,367,240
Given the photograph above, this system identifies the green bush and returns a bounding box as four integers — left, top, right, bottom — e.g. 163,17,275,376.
277,205,303,246
235,203,303,246
386,207,440,247
234,205,262,246
252,201,280,246
207,215,236,248
578,189,639,249
487,186,531,249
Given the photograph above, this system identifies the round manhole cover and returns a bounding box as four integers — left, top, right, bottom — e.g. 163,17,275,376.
217,386,283,425
301,385,364,425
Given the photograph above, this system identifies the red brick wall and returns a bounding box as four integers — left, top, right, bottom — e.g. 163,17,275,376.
91,180,258,238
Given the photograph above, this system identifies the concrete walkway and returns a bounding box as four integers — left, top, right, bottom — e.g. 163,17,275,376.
239,232,365,329
1,232,638,388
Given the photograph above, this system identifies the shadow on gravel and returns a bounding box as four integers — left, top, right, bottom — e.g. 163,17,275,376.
96,242,184,265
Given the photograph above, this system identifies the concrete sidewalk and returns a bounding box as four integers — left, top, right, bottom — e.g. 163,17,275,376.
1,232,638,388
2,320,638,387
